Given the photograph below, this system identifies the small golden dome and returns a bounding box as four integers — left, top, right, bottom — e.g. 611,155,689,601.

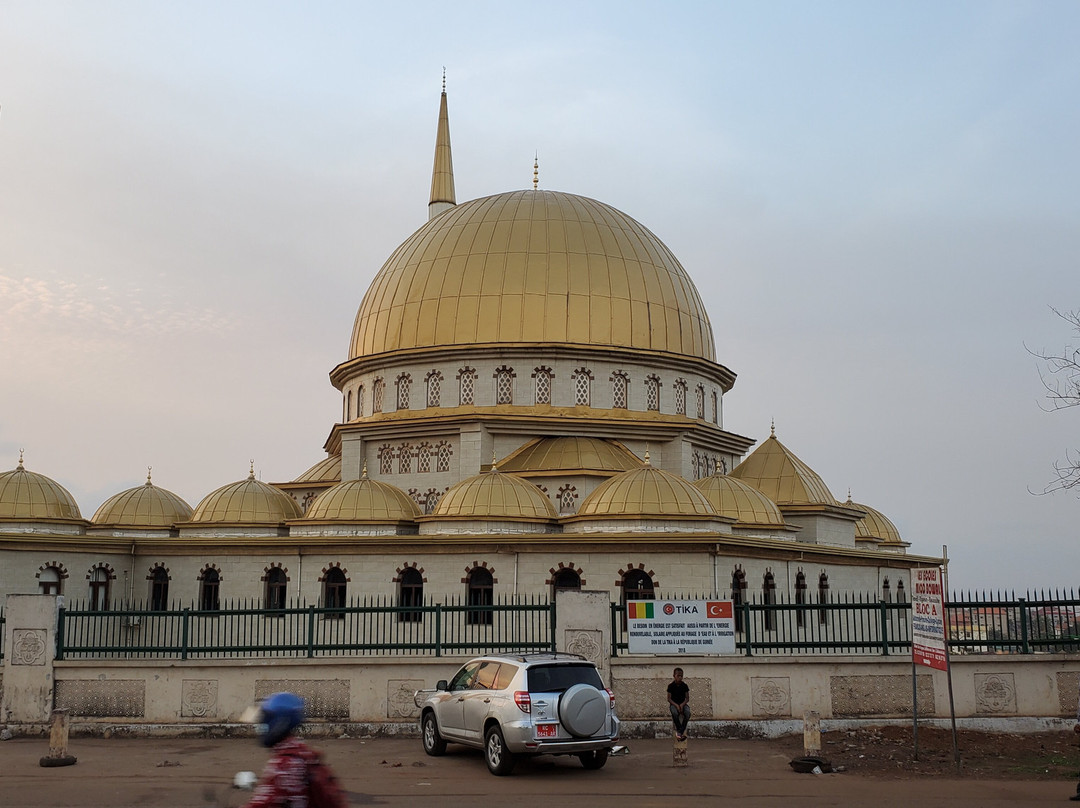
693,473,785,527
190,468,302,524
93,472,193,527
350,190,715,362
730,432,835,506
304,476,420,521
848,499,903,544
0,457,82,521
293,455,342,484
578,465,717,517
432,468,556,520
498,436,642,475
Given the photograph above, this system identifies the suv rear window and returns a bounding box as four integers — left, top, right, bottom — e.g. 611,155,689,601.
526,663,603,692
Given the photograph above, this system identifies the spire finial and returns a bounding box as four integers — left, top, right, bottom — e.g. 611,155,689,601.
248,460,256,480
361,460,369,479
533,153,539,190
491,449,499,472
770,419,776,438
442,66,446,94
429,72,456,219
644,448,651,466
146,466,153,486
17,449,24,470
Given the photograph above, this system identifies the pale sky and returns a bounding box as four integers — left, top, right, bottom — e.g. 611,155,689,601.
2,1,1077,592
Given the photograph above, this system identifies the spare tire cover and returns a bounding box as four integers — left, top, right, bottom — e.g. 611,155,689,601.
558,683,606,738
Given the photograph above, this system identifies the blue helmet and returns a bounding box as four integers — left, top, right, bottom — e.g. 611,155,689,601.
258,692,305,747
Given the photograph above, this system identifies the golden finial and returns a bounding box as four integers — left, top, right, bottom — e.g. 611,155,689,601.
491,449,499,471
361,460,369,478
248,460,255,480
533,153,539,190
146,466,153,485
18,448,25,469
770,419,776,438
644,449,651,466
442,67,446,94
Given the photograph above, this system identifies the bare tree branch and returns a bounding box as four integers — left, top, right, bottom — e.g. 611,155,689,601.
1027,307,1080,494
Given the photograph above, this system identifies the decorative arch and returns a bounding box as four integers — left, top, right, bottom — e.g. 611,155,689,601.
37,561,68,596
262,563,289,611
463,562,497,626
395,563,426,623
198,564,222,612
147,564,170,611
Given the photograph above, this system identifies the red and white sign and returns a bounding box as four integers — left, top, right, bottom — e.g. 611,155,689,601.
911,567,948,671
627,599,736,655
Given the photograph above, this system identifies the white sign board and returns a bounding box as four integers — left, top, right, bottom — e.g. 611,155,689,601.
627,599,737,655
911,567,948,671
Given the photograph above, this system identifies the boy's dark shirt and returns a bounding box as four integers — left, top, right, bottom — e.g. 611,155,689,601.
667,680,689,704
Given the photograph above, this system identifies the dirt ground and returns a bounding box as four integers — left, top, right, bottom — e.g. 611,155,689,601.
1,729,1078,807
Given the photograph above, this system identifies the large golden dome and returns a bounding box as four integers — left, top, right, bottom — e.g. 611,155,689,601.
304,475,420,522
498,436,642,476
730,431,836,506
190,469,303,524
693,473,786,528
93,473,193,527
577,465,717,518
350,190,716,362
431,467,557,521
0,458,83,522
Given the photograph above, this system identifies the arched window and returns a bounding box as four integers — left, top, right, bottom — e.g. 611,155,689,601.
533,366,553,405
149,566,169,611
199,568,220,612
731,566,748,632
426,370,443,407
674,379,687,416
396,374,411,410
611,371,629,409
896,579,906,603
323,567,347,615
89,566,109,609
622,569,654,604
551,568,581,597
557,484,578,514
692,452,701,480
646,375,661,411
399,567,424,622
436,442,453,473
696,385,705,420
345,390,352,421
495,365,515,405
417,443,432,473
372,378,385,413
795,570,807,629
378,444,394,474
763,570,777,631
711,391,719,424
356,385,364,418
399,443,413,474
466,566,494,626
818,572,830,625
265,567,288,611
38,565,63,596
424,489,441,514
458,366,476,405
572,367,593,406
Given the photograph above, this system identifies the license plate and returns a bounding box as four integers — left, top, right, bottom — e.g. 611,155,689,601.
535,723,558,738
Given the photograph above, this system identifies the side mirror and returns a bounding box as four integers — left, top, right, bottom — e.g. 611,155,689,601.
436,679,449,691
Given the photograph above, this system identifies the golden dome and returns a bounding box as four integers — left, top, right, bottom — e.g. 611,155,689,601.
0,457,82,521
190,468,302,524
577,465,717,518
350,190,716,362
848,498,903,544
692,473,786,527
93,472,193,527
730,431,835,506
432,468,556,520
304,475,420,521
498,436,642,475
293,455,342,484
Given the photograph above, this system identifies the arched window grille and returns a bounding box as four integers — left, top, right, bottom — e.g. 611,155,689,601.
557,484,578,514
396,374,411,410
495,365,515,405
674,379,687,415
646,375,661,411
533,366,553,405
436,442,453,473
199,568,220,612
149,567,169,611
373,378,385,412
323,567,347,615
696,385,705,419
398,444,413,475
424,489,441,514
611,371,629,409
417,443,432,473
572,367,593,406
458,367,476,405
399,567,424,622
426,371,443,407
264,567,288,611
692,452,701,480
466,567,494,626
378,444,394,475
345,390,352,421
356,385,364,418
711,391,719,424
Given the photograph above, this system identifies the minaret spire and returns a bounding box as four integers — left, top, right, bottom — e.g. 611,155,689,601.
428,69,456,220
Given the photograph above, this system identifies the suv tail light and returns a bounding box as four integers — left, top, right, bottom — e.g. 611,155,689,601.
605,688,615,708
514,691,531,713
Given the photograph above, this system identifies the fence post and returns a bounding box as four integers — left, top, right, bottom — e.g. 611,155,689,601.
435,603,442,657
743,600,753,657
610,603,618,658
181,608,190,661
55,606,66,661
307,605,316,658
879,600,889,656
1019,598,1030,654
549,598,557,653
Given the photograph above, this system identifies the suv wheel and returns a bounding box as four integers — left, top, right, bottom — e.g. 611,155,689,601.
484,725,516,776
422,711,446,756
578,749,609,770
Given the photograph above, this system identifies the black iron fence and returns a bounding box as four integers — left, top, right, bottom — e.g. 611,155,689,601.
55,595,555,660
0,607,5,661
610,590,1080,657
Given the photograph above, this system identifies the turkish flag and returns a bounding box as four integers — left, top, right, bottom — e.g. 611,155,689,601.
707,601,733,619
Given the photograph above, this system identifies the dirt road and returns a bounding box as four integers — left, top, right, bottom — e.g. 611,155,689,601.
0,733,1072,807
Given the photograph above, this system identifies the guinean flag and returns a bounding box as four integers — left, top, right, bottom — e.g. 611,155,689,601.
628,602,654,619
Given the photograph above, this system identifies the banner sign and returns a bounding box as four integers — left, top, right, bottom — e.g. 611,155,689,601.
911,567,948,671
627,599,737,655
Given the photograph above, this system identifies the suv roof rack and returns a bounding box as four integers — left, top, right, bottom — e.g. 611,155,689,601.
497,651,587,663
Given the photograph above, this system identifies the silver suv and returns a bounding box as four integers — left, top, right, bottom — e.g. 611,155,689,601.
414,652,621,775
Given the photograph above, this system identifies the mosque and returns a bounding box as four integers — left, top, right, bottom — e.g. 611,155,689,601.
0,87,938,615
